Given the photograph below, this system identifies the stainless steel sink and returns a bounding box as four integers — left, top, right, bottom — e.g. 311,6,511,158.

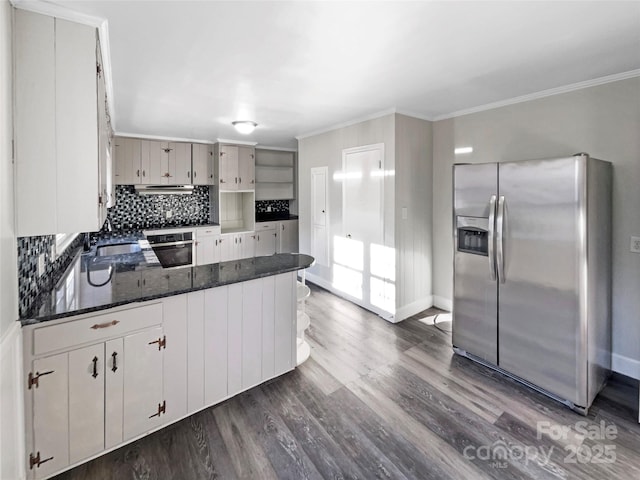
96,243,141,257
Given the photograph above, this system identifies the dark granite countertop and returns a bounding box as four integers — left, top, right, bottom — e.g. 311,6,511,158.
255,213,299,222
21,234,314,325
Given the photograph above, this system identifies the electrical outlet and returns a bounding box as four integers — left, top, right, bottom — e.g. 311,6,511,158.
266,206,272,212
631,236,640,254
166,210,173,219
37,254,45,277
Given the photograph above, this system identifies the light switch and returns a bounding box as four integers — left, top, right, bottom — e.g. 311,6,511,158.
402,207,408,220
631,236,640,254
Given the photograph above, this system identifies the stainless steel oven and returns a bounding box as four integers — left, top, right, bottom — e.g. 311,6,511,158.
146,231,194,268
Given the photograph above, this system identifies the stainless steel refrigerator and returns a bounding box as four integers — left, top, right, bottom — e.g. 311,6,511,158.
452,153,611,414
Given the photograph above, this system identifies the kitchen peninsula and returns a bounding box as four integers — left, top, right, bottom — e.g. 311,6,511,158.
21,234,313,479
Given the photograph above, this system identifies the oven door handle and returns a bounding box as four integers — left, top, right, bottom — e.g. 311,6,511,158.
149,241,193,248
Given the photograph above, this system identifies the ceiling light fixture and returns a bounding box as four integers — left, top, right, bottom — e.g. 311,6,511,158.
232,120,257,134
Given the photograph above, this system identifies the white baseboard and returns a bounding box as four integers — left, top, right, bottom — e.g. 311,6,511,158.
0,321,26,480
305,273,434,324
612,353,640,380
305,273,397,322
395,296,434,322
433,295,453,312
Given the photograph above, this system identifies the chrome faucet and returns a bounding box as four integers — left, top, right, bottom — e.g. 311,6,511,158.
104,217,113,232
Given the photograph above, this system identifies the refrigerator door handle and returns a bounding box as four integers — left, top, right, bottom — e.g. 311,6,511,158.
488,195,497,281
496,195,506,283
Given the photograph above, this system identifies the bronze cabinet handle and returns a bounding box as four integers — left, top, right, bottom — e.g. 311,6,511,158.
111,352,118,372
91,320,120,330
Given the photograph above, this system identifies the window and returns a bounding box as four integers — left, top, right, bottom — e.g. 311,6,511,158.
54,233,79,259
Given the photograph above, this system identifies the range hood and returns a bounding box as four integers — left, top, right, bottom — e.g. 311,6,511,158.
134,185,194,195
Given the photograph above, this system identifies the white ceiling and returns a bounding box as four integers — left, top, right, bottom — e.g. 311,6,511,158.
34,1,640,149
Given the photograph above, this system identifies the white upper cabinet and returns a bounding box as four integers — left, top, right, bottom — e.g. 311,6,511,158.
15,10,106,236
168,142,191,185
192,143,213,185
215,144,255,191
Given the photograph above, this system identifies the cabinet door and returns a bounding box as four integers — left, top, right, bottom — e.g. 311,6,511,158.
68,344,105,464
117,138,142,184
14,9,56,237
277,220,299,253
240,232,255,259
192,144,212,185
55,18,99,234
105,338,124,449
237,146,255,190
140,140,163,185
204,287,228,405
171,142,192,185
196,236,213,266
162,295,188,423
122,326,164,440
255,230,277,256
32,353,69,480
219,233,236,262
219,145,238,190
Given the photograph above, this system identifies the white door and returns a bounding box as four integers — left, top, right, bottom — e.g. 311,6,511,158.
68,344,104,464
122,326,164,440
311,167,329,266
338,144,384,303
237,146,255,190
31,353,69,479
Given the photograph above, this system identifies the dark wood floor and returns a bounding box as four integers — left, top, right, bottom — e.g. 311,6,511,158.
56,284,640,480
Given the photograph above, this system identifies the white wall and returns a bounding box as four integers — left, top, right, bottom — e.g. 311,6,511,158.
432,77,640,378
394,114,433,314
0,2,24,478
298,113,434,320
298,113,396,290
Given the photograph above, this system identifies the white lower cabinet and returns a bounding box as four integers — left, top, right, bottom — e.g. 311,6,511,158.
24,273,297,479
220,232,255,261
25,304,165,479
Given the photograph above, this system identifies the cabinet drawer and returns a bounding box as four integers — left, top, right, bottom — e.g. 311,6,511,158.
256,222,276,231
33,303,163,356
195,226,221,238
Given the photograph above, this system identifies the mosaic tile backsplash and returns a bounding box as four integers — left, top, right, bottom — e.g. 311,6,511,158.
106,185,212,230
18,185,213,317
255,200,289,214
17,234,84,318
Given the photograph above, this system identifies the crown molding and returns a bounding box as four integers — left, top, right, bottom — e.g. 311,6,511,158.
295,108,398,140
115,132,215,144
433,69,640,121
255,145,298,152
216,138,258,146
11,0,116,130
